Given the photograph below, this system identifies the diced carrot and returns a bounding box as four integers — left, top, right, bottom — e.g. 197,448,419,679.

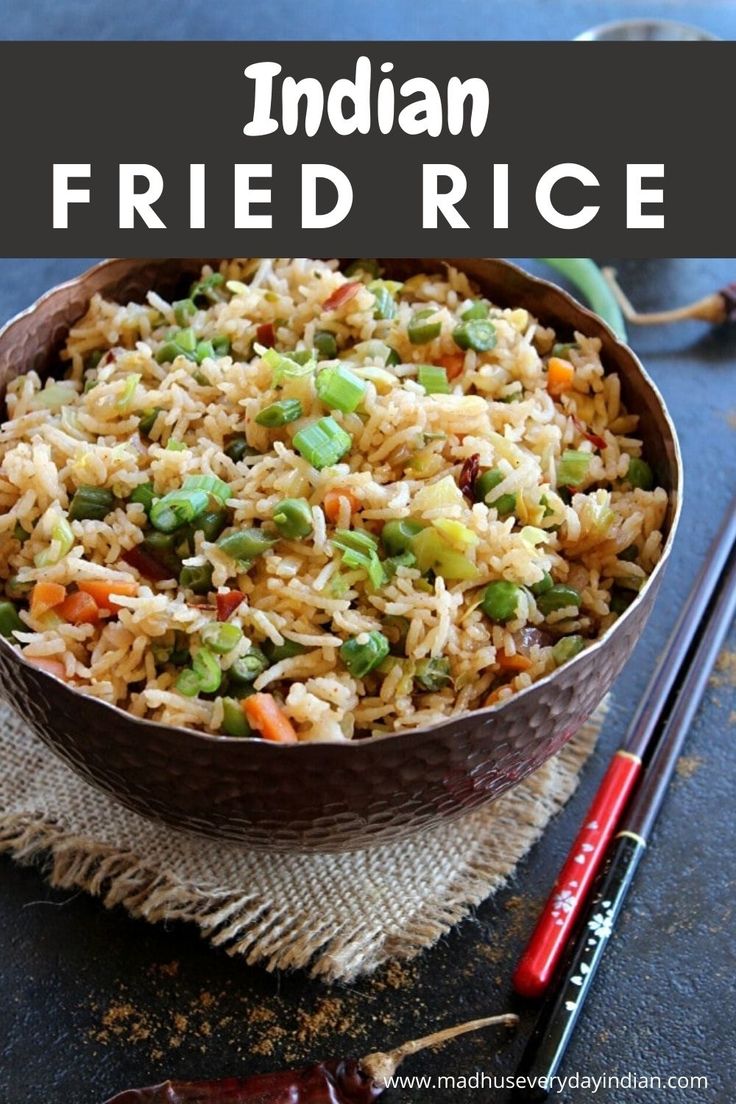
243,693,298,744
547,356,575,398
322,281,361,312
436,353,466,380
78,579,139,612
497,652,533,673
30,581,67,618
57,591,100,625
256,322,275,346
27,656,68,680
216,590,244,622
323,487,360,524
484,685,514,708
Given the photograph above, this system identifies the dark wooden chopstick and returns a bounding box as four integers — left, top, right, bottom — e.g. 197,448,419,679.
513,496,736,999
513,534,736,1101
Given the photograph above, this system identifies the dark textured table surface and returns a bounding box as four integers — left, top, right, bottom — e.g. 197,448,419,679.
0,256,734,1104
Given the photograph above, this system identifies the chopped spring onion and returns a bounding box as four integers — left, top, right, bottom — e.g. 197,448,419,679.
340,631,390,677
190,272,226,304
316,365,366,413
130,482,155,514
255,399,303,427
411,527,479,581
332,528,378,555
182,474,231,505
0,601,24,638
557,449,592,487
408,309,442,345
552,635,585,666
368,280,399,321
29,383,78,411
138,407,161,436
150,488,210,532
116,373,141,411
195,340,215,364
415,656,452,691
293,417,352,469
341,546,386,588
452,319,496,352
384,551,417,577
173,298,196,326
34,517,75,568
417,364,450,395
272,498,313,539
201,621,243,654
217,527,276,561
166,439,187,451
68,485,115,522
261,346,316,386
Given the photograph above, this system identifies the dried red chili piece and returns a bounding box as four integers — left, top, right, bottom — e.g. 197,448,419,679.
121,546,173,583
216,590,244,622
572,415,607,452
458,453,480,500
256,322,275,346
322,282,361,312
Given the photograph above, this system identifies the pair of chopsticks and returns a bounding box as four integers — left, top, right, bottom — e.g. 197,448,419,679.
512,496,736,1098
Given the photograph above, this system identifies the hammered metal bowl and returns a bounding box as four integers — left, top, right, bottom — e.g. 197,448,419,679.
0,259,681,851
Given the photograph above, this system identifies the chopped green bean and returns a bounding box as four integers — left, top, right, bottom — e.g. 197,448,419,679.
264,639,307,663
273,498,313,540
452,319,496,352
255,399,303,428
461,300,490,321
414,656,452,691
68,485,115,522
217,527,276,561
220,697,251,736
178,562,213,594
314,331,338,360
130,482,155,515
408,309,442,345
201,621,243,654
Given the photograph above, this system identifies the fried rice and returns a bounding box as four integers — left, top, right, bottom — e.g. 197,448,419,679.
0,259,668,742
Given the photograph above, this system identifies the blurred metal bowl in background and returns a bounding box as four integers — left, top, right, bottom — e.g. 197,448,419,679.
0,258,682,852
575,18,719,42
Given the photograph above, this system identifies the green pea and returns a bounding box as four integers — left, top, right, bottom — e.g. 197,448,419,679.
474,469,504,504
218,528,276,561
381,518,425,556
272,498,313,540
314,331,338,359
340,631,390,677
220,697,251,737
0,601,24,638
481,581,524,623
626,458,654,491
201,621,243,654
536,584,582,616
229,648,269,685
530,572,554,596
552,635,585,666
178,562,213,595
408,309,442,345
452,319,496,352
414,656,452,691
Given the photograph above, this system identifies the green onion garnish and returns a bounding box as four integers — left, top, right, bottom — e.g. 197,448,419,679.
261,346,316,386
150,488,210,533
557,449,592,487
255,399,303,428
293,417,352,470
182,474,231,505
417,364,450,395
316,365,366,414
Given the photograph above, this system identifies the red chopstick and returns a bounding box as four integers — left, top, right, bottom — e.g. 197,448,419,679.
513,497,736,999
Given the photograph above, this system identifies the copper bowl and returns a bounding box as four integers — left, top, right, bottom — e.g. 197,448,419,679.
0,259,681,852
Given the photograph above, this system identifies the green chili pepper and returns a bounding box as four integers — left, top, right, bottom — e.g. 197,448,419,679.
540,259,627,340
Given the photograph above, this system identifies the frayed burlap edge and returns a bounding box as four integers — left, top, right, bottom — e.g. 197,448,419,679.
0,703,605,983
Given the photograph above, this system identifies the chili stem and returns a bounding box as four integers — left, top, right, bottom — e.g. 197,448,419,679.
360,1012,519,1084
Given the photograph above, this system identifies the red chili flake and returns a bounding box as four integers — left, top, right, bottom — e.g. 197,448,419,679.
121,545,172,582
458,453,480,500
572,415,607,451
216,590,244,621
322,281,361,312
256,322,275,346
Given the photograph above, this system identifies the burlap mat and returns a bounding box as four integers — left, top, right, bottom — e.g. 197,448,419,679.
0,699,606,983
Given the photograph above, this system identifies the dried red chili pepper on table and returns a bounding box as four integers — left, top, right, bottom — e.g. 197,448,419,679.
458,453,480,500
102,1013,517,1104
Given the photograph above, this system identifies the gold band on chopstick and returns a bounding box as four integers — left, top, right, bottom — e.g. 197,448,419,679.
615,829,647,846
615,749,642,764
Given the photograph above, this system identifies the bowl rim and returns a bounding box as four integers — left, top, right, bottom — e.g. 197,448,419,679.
0,256,683,751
